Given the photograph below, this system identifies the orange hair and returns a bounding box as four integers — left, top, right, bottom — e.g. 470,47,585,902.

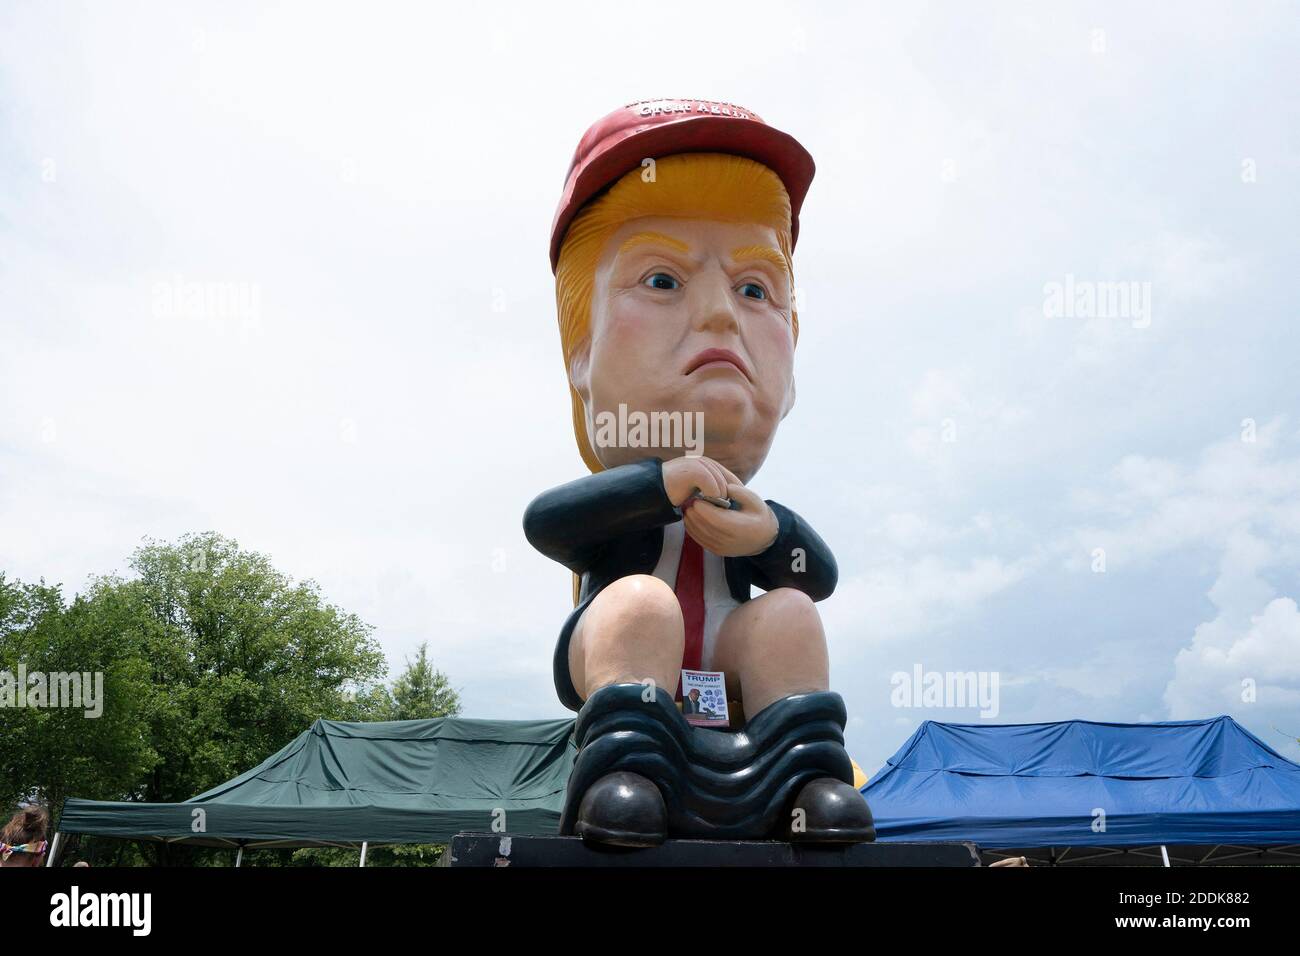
554,152,799,473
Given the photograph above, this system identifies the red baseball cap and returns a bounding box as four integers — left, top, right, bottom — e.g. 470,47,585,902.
549,97,816,273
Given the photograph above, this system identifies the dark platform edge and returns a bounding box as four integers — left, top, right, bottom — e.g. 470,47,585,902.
445,832,982,867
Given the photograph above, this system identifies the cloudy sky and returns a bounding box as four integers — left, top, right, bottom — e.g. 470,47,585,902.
2,1,1297,775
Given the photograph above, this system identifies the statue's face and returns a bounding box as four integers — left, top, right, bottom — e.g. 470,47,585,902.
570,216,796,482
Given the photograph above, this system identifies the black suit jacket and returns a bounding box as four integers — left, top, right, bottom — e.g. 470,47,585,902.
523,457,838,711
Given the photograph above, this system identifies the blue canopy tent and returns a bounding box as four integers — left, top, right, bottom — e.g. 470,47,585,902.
863,714,1300,865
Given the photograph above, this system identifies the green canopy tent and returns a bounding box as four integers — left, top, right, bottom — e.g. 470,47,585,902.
54,716,577,865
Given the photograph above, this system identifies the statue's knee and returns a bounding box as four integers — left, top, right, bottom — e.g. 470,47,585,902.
762,588,820,626
588,575,683,655
746,588,824,653
600,574,678,620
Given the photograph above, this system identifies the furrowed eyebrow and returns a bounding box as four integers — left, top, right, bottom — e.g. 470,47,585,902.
730,245,790,277
618,232,693,257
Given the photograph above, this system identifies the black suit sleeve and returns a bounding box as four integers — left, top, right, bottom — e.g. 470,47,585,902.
741,500,838,601
523,457,681,574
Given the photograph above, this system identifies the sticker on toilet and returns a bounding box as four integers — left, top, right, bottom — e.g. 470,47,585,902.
681,670,729,727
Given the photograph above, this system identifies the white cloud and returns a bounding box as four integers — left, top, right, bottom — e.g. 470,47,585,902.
1044,425,1300,756
1061,420,1300,572
826,553,1033,646
1165,596,1300,720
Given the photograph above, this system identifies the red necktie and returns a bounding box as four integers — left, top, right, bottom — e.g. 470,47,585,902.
673,533,706,700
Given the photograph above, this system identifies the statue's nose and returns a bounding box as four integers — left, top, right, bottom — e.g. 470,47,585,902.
687,267,740,336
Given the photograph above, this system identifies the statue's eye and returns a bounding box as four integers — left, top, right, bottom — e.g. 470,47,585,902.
739,282,767,301
643,272,680,291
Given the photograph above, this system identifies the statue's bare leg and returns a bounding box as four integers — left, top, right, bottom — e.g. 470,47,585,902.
708,587,829,717
566,574,684,845
709,586,871,841
569,573,684,702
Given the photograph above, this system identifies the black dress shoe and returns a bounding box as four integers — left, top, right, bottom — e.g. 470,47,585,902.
574,771,668,847
781,776,876,843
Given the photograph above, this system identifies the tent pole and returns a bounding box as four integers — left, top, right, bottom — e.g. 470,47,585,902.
1160,845,1170,868
45,832,62,868
359,842,368,868
235,846,243,868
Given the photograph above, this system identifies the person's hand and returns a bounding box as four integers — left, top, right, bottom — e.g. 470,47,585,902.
679,461,780,557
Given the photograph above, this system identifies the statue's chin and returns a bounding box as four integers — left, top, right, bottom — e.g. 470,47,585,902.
701,436,772,485
584,388,778,479
682,376,752,416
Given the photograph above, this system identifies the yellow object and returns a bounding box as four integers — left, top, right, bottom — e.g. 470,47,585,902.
851,758,867,789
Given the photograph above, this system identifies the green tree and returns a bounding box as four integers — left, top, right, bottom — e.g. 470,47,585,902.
384,642,461,721
0,574,154,819
119,533,388,807
3,537,472,865
0,574,58,809
286,841,445,867
5,534,389,864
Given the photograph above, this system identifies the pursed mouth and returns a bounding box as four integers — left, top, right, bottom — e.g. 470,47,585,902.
685,348,751,381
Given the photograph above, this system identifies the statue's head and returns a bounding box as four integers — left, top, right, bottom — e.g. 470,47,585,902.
550,100,815,483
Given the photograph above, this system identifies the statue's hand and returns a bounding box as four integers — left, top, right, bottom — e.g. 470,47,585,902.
661,455,731,507
681,467,780,558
